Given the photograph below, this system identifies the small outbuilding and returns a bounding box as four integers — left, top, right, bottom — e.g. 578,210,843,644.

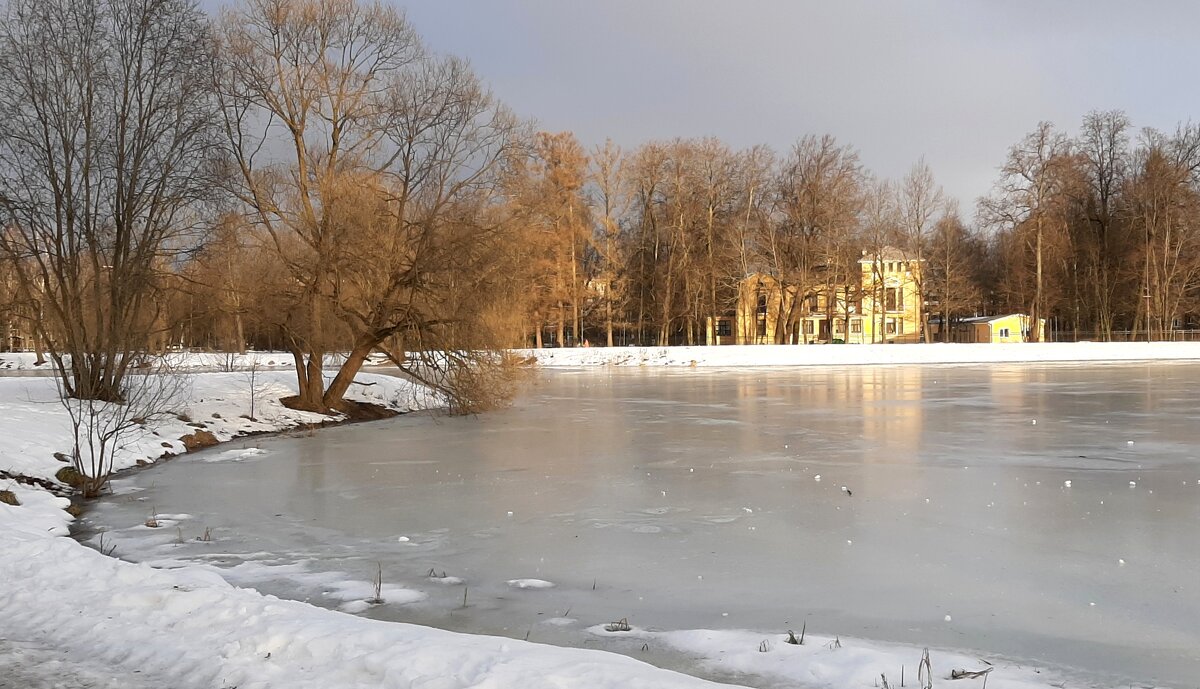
938,314,1048,343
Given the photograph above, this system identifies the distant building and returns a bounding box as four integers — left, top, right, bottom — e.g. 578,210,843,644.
707,247,924,345
930,313,1047,343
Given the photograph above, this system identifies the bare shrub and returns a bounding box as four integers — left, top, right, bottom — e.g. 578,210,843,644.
242,360,270,421
59,360,190,498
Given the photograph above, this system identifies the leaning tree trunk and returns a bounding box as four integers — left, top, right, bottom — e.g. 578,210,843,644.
323,340,375,410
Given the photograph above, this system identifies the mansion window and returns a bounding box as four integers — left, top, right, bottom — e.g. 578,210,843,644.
757,294,768,316
851,319,862,334
886,319,897,335
834,320,844,334
885,287,902,311
803,320,815,335
715,319,732,337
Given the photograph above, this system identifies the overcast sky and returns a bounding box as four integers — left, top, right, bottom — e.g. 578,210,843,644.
390,0,1200,213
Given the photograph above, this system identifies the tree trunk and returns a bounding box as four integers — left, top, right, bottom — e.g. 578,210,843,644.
234,311,246,354
289,347,328,412
556,302,565,347
605,292,614,347
323,340,374,410
33,327,46,365
570,206,580,346
1031,216,1043,342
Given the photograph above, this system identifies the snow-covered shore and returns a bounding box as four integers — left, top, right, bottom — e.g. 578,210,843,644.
0,367,1112,688
0,350,390,373
520,341,1200,367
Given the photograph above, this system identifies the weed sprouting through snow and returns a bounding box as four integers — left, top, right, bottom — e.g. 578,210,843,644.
786,620,807,645
96,531,116,557
919,648,933,689
367,562,384,605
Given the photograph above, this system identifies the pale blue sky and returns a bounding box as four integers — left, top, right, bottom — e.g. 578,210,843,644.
208,1,1200,211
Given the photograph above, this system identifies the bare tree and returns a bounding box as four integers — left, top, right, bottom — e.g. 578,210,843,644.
218,0,523,413
897,159,945,342
860,180,900,342
523,132,590,347
589,140,630,347
0,0,222,400
624,142,670,345
927,207,983,340
1076,110,1133,338
980,122,1074,341
772,135,864,344
1125,128,1200,339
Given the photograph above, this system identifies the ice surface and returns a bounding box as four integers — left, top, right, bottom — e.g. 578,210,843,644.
84,363,1200,688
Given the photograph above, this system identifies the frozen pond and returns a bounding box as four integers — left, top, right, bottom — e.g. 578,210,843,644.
85,364,1200,688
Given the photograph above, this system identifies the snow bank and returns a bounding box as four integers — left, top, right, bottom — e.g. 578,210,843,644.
0,371,433,481
0,511,741,689
0,350,392,372
520,342,1200,367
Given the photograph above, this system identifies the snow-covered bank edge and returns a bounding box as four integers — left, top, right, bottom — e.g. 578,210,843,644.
0,371,1117,689
0,371,433,481
0,350,391,373
520,341,1200,368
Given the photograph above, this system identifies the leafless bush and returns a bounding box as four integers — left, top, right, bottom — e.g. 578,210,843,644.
242,360,270,421
59,360,189,498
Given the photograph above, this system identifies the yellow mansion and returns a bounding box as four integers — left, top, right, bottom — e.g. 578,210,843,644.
708,248,923,345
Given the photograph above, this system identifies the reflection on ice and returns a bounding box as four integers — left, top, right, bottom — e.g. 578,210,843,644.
83,364,1200,688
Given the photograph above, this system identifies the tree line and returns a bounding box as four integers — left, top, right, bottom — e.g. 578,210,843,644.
1,0,1198,413
511,112,1200,348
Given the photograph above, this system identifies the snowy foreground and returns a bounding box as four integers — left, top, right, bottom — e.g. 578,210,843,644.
521,340,1200,367
0,366,1145,688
